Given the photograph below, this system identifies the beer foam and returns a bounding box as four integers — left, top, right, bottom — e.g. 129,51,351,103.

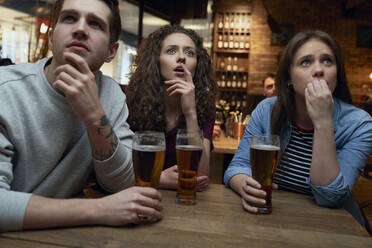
133,145,165,152
176,145,203,150
251,144,280,151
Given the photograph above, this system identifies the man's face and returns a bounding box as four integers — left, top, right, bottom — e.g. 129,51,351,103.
48,0,117,73
263,77,277,98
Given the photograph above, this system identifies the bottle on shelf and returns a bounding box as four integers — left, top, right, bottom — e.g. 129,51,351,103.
245,35,250,49
224,13,229,29
232,74,237,88
239,35,245,49
234,35,240,49
219,56,225,71
217,35,223,48
237,74,242,88
218,15,224,30
242,94,247,108
226,74,232,88
217,78,221,87
226,56,232,71
242,74,247,88
229,34,234,49
233,57,238,72
230,13,234,29
231,95,236,109
223,34,229,49
221,73,226,88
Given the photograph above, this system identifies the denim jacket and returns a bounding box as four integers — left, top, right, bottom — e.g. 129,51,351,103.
224,97,372,225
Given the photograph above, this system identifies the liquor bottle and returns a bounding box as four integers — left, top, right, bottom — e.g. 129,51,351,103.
217,35,223,48
217,79,221,87
226,56,232,71
234,35,239,49
218,15,224,30
232,74,237,88
231,95,236,108
245,35,250,49
226,74,231,88
239,35,245,49
242,74,247,88
233,57,238,71
246,14,251,31
219,56,225,71
237,74,242,88
240,13,245,33
223,34,229,49
229,34,234,49
230,13,234,29
221,73,226,88
224,14,229,29
242,94,247,108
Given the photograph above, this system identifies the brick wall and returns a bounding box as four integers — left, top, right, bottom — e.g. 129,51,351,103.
246,0,372,102
248,0,372,101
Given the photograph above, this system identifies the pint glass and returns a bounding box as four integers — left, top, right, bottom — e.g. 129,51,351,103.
250,134,280,214
132,131,165,220
176,129,203,205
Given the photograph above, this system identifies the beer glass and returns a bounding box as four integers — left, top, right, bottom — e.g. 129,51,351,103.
132,131,165,220
250,134,280,214
176,129,203,205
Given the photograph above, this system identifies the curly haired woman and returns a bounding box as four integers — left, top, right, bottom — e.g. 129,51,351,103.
126,25,217,191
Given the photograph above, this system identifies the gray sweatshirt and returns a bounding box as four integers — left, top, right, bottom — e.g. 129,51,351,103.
0,58,135,231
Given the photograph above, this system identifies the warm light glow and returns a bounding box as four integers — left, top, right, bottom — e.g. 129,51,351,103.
369,72,372,80
127,48,137,56
143,17,169,26
182,24,208,30
40,22,48,34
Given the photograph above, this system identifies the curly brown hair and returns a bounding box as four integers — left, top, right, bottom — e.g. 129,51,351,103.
126,25,217,132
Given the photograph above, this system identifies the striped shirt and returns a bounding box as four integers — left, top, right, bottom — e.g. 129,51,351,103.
273,123,314,195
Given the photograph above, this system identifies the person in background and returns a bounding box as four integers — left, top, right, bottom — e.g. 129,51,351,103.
262,72,277,98
224,30,372,226
126,25,217,191
0,0,163,232
0,58,14,66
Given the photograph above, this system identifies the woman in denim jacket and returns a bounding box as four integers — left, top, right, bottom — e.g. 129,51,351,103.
224,30,372,225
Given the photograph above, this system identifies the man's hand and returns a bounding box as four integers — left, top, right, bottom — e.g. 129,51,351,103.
96,186,163,225
52,52,104,127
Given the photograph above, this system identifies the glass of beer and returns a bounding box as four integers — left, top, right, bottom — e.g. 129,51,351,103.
132,131,165,220
176,129,203,205
250,134,280,214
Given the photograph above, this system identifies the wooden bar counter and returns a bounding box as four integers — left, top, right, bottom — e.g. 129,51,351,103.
213,134,240,154
1,184,371,247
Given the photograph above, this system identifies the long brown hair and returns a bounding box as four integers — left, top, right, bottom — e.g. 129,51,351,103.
271,30,352,135
126,25,217,131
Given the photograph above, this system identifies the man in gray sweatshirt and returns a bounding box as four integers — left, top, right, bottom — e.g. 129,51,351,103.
0,0,163,231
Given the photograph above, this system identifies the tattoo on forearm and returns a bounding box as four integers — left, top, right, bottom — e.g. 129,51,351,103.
93,115,119,160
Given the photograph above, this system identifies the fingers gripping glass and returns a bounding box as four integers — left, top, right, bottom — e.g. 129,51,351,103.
132,131,165,221
176,129,203,205
250,134,280,214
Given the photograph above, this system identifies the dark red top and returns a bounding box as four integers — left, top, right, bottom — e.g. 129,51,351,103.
163,105,216,170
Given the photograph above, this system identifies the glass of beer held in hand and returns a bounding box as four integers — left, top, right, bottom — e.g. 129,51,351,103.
132,131,165,220
250,134,280,214
176,129,203,205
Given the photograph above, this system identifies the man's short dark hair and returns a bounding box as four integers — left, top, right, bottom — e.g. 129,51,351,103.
0,58,14,66
262,72,276,86
50,0,122,44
